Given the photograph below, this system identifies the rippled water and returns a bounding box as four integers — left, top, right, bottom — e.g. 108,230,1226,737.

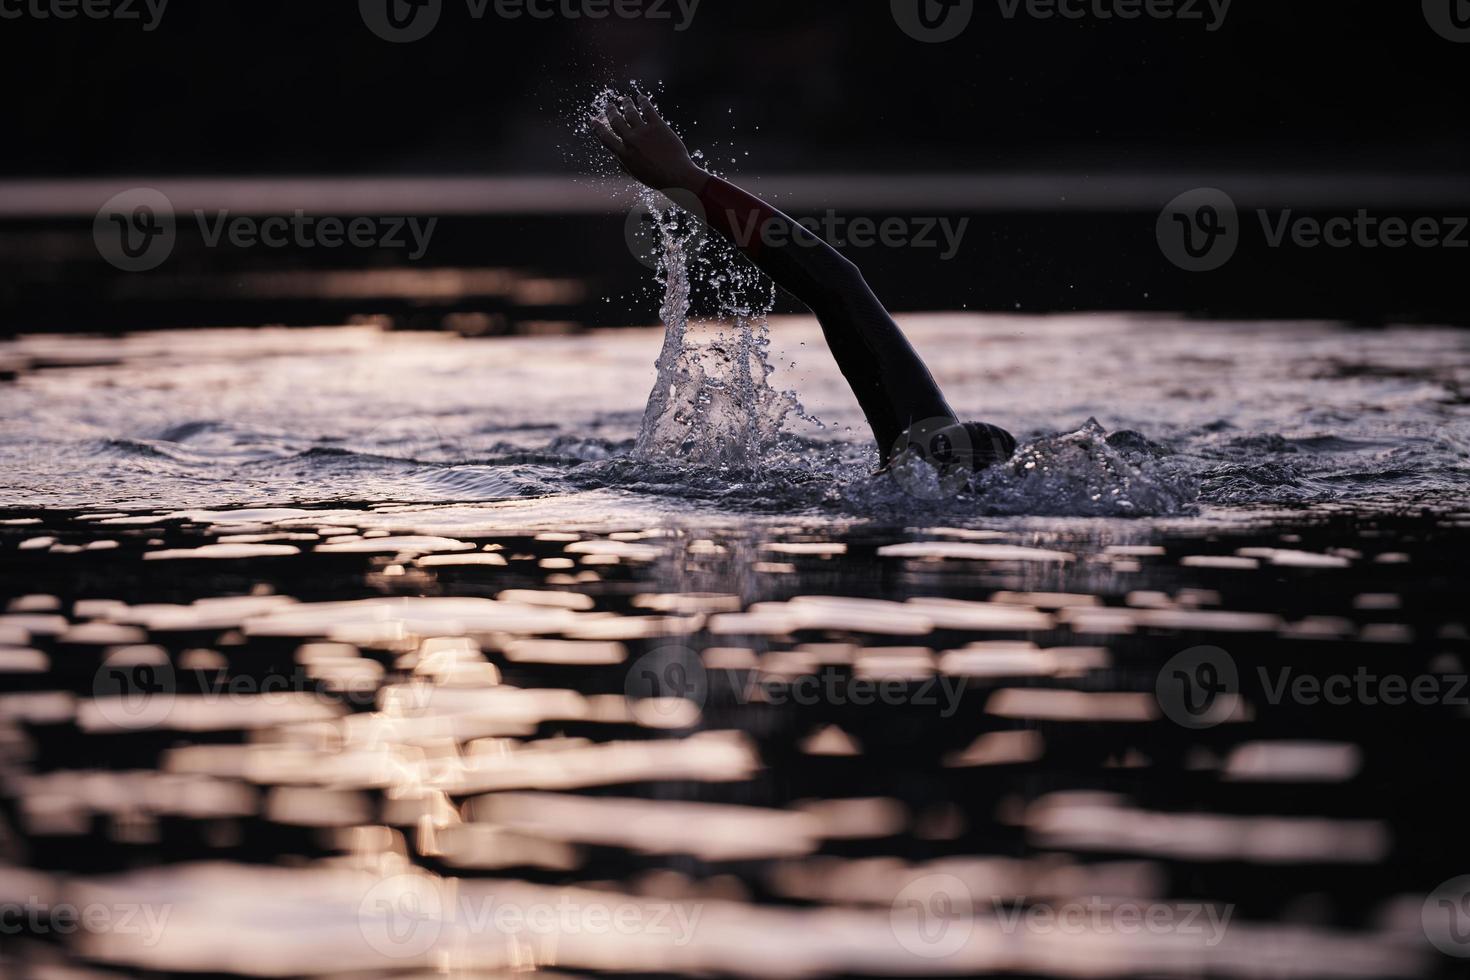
3,314,1470,977
2,314,1466,520
3,498,1469,977
2,83,1467,980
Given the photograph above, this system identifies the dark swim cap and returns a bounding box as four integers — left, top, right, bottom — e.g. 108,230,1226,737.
887,419,1017,474
961,421,1017,468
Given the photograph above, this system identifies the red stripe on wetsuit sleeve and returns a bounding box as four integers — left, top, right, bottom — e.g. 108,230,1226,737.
695,174,781,260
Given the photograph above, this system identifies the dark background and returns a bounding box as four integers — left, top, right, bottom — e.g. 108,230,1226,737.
1,0,1467,331
6,0,1468,175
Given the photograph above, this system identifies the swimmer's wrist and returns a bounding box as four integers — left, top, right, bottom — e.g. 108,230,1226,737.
673,165,710,194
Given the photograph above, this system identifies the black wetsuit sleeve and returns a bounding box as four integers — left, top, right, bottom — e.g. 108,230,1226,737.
694,174,956,461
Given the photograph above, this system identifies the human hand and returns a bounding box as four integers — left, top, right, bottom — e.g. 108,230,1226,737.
590,90,707,193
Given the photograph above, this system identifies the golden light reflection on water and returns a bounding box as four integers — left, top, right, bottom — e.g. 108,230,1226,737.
0,510,1456,978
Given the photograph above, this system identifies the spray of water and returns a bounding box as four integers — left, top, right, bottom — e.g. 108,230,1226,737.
970,419,1199,516
628,188,804,472
586,88,809,474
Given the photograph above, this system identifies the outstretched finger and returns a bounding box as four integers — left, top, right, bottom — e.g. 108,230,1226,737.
618,95,645,128
634,90,663,127
603,92,634,126
605,105,634,139
589,116,624,154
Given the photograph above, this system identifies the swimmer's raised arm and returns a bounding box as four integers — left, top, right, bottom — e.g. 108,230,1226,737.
590,90,797,266
592,90,1016,470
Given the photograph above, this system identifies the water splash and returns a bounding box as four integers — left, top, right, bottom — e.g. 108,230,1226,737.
971,419,1199,516
579,86,811,472
579,89,1200,513
622,176,806,474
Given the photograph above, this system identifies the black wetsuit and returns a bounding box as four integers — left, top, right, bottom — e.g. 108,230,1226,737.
694,175,1016,467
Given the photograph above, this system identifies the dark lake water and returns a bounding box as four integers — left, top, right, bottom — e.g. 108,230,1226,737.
2,316,1469,977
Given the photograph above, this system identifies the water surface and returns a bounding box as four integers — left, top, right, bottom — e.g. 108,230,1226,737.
2,314,1466,518
2,316,1469,978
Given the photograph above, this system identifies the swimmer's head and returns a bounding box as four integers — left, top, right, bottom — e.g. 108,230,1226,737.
959,421,1018,467
884,418,1017,476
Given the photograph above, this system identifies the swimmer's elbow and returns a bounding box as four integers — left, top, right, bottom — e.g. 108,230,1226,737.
832,250,865,287
819,252,871,312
